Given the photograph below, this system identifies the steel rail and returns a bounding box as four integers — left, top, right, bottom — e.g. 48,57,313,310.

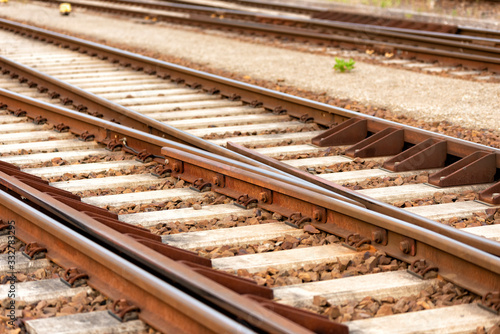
1,88,499,276
0,175,257,334
42,0,500,47
0,87,362,207
1,96,499,313
0,174,330,334
0,97,349,334
157,146,500,297
3,89,500,261
0,19,498,167
1,20,499,247
31,0,500,70
186,0,500,40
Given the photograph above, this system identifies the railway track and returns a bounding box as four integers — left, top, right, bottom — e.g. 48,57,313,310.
32,0,500,74
1,88,499,333
0,18,499,332
0,183,254,334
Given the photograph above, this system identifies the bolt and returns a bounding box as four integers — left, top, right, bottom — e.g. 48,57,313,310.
259,192,268,203
400,240,411,254
172,163,180,173
313,210,322,221
440,176,445,180
212,176,220,186
372,230,383,243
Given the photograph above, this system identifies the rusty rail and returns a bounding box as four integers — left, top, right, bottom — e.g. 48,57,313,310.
0,175,258,334
0,96,351,333
1,19,499,247
1,89,499,299
0,88,361,206
0,18,497,164
157,145,500,297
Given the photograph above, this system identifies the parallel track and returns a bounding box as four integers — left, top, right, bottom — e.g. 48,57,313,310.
0,19,499,333
33,0,500,73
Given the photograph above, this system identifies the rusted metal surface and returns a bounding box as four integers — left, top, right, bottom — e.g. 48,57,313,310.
345,128,404,158
225,142,500,257
429,151,497,187
0,172,319,334
0,176,258,334
311,118,367,147
20,1,500,71
479,182,500,205
0,56,267,169
0,91,349,332
1,18,499,167
159,146,500,297
0,88,362,206
383,139,447,172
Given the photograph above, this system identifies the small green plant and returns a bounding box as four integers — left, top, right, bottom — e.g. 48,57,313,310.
333,58,355,73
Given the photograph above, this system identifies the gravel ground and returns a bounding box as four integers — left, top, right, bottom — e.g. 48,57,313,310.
1,1,499,132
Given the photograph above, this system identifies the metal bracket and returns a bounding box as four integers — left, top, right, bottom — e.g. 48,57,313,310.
60,267,88,287
343,233,371,250
480,291,500,314
87,110,104,118
383,139,447,172
211,173,225,188
258,189,272,204
235,194,258,209
273,106,287,115
151,164,171,178
250,100,263,108
399,237,416,256
105,138,123,152
33,115,47,124
288,212,312,228
346,127,404,158
408,259,438,279
190,178,212,192
109,299,140,322
37,86,48,93
135,149,154,163
48,91,60,99
299,113,314,123
79,131,95,142
312,206,327,224
54,123,69,133
60,97,73,105
22,242,47,260
479,181,500,205
311,117,367,147
429,151,496,187
371,228,388,246
13,109,26,117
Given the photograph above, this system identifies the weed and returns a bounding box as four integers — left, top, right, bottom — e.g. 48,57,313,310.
333,58,355,72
